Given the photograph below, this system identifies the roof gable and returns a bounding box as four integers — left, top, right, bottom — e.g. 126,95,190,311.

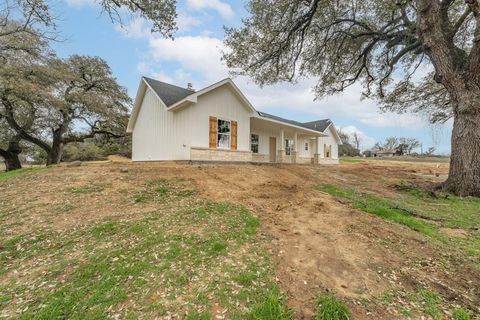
301,119,332,132
168,78,256,113
143,77,194,107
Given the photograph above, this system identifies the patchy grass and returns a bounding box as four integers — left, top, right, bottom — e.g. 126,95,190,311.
418,289,442,320
316,184,442,239
395,183,480,229
453,307,472,320
314,293,351,320
247,287,293,320
0,167,45,181
315,184,480,263
0,178,289,319
339,157,365,164
65,182,111,194
374,287,475,319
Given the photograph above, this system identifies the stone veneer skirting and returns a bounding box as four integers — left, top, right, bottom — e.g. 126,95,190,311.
191,147,338,164
190,147,253,162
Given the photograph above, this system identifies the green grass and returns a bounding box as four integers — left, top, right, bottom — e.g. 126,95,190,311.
315,184,480,262
65,182,110,194
0,167,45,181
316,184,442,240
339,157,365,164
418,289,442,320
452,307,472,320
395,183,480,229
247,287,293,320
314,293,351,320
376,287,474,319
0,178,290,319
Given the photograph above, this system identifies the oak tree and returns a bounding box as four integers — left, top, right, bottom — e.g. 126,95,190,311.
1,55,131,165
224,0,480,196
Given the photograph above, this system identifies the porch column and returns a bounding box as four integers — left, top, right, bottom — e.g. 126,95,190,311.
277,129,285,163
292,132,299,163
313,136,320,164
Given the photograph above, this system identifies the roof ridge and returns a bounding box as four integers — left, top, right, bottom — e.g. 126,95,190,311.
143,76,194,92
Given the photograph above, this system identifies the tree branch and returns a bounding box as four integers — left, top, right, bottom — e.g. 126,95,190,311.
1,97,51,153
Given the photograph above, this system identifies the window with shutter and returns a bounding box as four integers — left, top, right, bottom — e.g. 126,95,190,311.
209,116,217,148
231,121,237,150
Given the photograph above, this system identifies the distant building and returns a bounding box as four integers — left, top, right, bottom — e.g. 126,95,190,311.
364,149,399,158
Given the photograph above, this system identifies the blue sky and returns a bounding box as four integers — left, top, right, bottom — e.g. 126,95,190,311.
53,0,453,153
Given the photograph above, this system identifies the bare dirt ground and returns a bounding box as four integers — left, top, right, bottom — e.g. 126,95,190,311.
1,158,478,319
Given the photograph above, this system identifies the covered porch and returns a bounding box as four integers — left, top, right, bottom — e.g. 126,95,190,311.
250,116,338,164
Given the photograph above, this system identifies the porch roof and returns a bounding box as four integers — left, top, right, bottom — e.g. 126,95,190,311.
252,112,328,136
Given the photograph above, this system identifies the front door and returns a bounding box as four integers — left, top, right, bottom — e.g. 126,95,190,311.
269,137,276,162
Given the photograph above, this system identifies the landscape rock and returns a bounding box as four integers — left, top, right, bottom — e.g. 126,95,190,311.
120,168,129,173
66,161,82,167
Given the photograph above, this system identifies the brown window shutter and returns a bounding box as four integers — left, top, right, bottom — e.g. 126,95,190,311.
209,116,217,148
231,121,237,150
324,144,326,158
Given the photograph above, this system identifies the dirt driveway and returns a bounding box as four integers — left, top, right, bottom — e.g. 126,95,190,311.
1,158,478,319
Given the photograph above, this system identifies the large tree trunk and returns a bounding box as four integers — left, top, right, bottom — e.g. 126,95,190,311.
0,141,22,171
46,140,64,165
443,98,480,196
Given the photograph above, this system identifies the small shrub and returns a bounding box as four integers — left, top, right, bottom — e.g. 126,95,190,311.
62,141,105,162
314,293,351,320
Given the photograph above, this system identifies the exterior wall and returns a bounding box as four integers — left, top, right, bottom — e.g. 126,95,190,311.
250,124,282,155
298,137,315,158
316,126,339,160
132,85,253,161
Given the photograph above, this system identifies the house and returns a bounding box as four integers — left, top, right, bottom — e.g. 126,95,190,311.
364,149,398,158
127,77,342,164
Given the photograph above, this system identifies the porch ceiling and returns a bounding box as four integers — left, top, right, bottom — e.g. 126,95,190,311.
250,116,327,137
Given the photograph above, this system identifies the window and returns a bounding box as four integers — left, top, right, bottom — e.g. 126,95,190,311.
217,119,230,149
326,144,331,158
251,134,259,153
305,142,309,151
285,139,294,156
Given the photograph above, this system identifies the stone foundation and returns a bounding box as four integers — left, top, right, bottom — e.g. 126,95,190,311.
297,157,313,164
277,150,286,163
190,147,252,162
252,154,270,163
190,147,337,164
318,158,340,164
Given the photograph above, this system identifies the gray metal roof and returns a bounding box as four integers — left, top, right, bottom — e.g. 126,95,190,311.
301,119,332,132
143,77,194,107
257,112,331,133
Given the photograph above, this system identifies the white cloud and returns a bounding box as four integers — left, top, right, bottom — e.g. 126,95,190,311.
186,0,234,19
148,36,228,84
177,12,202,31
64,0,97,7
339,126,376,150
115,18,150,39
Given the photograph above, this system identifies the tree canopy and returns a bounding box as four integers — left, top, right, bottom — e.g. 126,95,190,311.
224,0,479,122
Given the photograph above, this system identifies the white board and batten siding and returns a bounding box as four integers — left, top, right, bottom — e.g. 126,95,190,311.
132,85,253,161
316,126,339,159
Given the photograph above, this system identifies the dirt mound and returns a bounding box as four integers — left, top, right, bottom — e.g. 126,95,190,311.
1,160,477,319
